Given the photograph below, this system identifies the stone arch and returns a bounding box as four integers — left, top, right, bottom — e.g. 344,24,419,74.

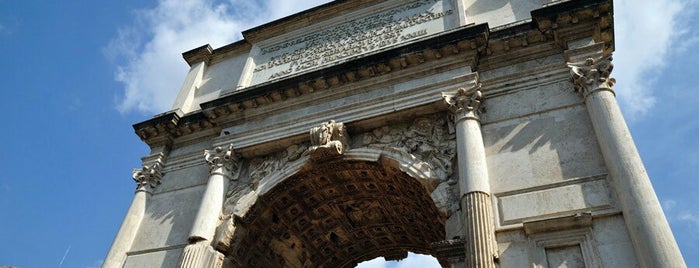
220,146,453,267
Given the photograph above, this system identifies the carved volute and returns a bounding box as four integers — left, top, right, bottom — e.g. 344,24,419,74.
204,144,240,180
443,74,485,122
567,54,616,98
132,162,163,193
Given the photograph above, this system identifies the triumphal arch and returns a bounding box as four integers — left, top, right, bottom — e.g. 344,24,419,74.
104,0,686,267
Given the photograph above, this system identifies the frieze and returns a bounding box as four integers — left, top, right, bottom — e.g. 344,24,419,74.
250,0,454,84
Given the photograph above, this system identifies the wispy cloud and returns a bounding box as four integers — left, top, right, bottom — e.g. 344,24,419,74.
0,19,18,38
663,199,699,233
612,0,696,119
108,0,331,115
86,259,103,268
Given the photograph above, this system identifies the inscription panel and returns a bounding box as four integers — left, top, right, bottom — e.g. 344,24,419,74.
250,0,455,85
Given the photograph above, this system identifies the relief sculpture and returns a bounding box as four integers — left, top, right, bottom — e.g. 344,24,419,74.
309,120,349,161
357,115,456,182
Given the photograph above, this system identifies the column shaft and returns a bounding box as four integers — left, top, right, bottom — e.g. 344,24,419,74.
456,117,490,195
103,191,147,268
462,191,496,268
180,145,237,268
586,89,685,267
189,167,228,242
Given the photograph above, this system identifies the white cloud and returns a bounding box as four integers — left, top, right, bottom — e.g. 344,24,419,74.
355,257,388,268
664,198,699,229
355,253,440,268
612,0,695,119
394,253,441,268
108,0,331,114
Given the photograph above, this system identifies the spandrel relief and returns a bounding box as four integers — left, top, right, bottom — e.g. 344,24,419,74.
355,114,458,214
356,114,456,182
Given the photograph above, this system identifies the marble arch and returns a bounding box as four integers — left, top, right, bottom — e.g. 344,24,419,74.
105,0,686,267
208,117,461,267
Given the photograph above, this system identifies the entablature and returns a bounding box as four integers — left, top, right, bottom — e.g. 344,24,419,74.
133,0,615,154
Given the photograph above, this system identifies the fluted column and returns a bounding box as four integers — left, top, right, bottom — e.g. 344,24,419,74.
566,46,686,268
443,73,497,268
103,162,163,268
179,144,239,268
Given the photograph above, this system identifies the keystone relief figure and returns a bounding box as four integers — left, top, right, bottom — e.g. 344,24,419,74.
309,120,349,160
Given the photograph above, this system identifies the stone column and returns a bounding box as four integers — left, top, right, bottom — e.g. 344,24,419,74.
103,162,163,268
179,144,238,268
443,73,497,268
566,46,686,268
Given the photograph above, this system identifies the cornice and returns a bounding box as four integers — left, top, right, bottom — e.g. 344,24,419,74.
531,0,614,51
182,44,213,66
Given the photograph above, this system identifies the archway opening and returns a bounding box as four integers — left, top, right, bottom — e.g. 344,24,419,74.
228,159,446,267
355,252,441,267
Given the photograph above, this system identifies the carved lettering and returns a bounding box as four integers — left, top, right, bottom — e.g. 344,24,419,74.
251,0,454,84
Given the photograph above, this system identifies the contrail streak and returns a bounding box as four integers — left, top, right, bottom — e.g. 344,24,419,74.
59,245,71,268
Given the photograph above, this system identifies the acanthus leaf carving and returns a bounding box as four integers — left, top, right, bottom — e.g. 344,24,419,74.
309,120,349,160
443,76,485,120
132,161,163,192
204,144,241,180
567,54,616,97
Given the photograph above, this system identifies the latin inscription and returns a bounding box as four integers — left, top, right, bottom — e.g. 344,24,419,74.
250,0,454,84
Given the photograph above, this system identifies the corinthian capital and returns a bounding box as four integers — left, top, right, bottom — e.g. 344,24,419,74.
567,54,616,97
204,144,240,179
443,75,485,121
133,162,163,192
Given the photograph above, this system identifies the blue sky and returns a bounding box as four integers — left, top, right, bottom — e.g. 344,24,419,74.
0,0,696,267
